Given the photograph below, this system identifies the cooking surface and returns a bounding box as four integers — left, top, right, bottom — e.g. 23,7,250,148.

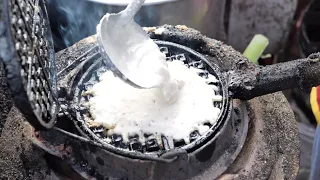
76,42,225,155
82,61,222,145
34,26,299,179
0,24,300,179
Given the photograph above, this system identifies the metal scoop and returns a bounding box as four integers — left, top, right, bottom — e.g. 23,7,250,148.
96,0,170,89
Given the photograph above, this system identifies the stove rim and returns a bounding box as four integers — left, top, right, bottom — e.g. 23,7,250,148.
70,40,231,162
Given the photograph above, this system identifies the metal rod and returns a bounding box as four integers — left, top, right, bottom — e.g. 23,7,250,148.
229,53,320,100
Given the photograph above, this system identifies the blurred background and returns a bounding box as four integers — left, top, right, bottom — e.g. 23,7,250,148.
46,0,319,179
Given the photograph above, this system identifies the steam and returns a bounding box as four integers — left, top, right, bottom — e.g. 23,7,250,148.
46,0,158,51
47,0,123,51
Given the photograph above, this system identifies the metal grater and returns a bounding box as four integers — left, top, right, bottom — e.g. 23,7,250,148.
0,0,58,129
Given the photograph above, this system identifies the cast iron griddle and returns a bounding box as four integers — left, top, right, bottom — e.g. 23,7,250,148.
76,41,228,157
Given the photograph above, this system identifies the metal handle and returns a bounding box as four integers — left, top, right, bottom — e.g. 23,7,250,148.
228,53,320,100
121,0,146,21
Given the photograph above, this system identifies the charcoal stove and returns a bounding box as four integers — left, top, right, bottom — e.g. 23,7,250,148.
34,37,249,179
0,0,319,179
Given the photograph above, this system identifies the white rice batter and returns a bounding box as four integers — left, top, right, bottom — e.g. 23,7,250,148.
85,60,222,143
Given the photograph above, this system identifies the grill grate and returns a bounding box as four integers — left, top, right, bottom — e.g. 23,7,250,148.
79,44,224,154
5,0,58,128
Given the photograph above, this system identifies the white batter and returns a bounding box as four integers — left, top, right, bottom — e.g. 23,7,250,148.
97,13,179,103
85,60,222,143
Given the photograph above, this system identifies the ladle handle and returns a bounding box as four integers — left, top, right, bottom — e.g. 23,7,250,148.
229,53,320,100
121,0,146,21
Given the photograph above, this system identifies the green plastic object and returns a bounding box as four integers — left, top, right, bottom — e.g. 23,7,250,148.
243,34,269,65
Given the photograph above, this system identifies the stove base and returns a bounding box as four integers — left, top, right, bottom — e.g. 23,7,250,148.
220,92,299,180
0,26,299,179
0,92,299,180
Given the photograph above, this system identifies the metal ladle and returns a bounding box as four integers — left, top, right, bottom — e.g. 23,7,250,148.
96,0,170,89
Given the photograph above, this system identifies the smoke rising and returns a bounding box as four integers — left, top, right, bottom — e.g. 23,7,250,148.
46,0,158,52
47,0,125,51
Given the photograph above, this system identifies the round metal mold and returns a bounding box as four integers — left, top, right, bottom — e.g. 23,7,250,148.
0,0,59,129
73,40,230,160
